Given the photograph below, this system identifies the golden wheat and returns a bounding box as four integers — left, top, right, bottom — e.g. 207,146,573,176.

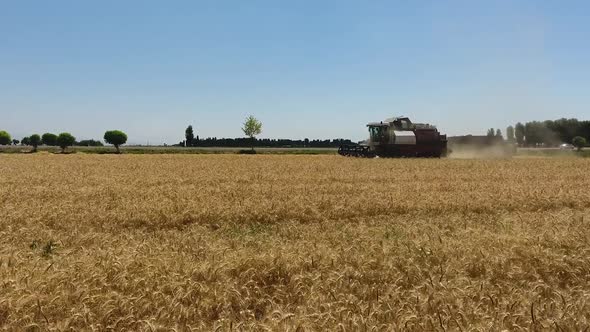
1,154,589,330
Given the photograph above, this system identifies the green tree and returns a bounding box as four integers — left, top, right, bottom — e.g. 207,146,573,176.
525,121,558,147
545,118,580,144
580,121,590,142
486,128,495,137
495,129,502,138
42,133,58,146
56,133,76,153
29,134,41,152
12,139,20,145
104,130,128,153
185,125,194,147
515,122,525,146
0,130,11,145
242,115,263,151
21,136,31,146
572,136,587,152
506,126,515,142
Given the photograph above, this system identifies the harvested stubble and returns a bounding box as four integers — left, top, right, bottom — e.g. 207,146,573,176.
1,154,590,331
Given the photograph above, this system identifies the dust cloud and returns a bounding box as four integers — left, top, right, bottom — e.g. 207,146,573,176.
448,144,515,159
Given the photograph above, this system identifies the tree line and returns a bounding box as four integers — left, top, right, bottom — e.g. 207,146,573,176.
0,130,128,153
480,119,588,150
180,116,354,149
500,118,589,148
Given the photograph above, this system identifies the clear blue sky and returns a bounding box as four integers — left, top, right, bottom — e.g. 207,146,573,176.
1,1,589,144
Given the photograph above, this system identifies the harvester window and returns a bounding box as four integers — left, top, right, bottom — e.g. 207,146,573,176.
369,126,384,140
400,119,411,129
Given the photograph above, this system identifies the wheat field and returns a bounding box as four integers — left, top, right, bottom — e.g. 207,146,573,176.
1,154,589,331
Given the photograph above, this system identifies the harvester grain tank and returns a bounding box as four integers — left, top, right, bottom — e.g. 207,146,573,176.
339,116,448,158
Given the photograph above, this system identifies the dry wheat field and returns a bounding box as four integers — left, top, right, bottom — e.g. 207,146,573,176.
1,154,590,331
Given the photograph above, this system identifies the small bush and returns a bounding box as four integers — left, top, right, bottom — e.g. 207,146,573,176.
572,136,587,152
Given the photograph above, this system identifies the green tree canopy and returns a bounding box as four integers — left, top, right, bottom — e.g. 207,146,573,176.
104,130,128,153
0,130,12,145
242,116,263,151
514,123,525,146
572,136,587,151
29,134,41,152
42,133,58,146
185,125,195,147
56,133,76,153
545,118,581,144
525,121,558,146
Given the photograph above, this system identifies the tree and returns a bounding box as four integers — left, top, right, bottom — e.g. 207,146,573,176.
242,115,263,151
29,134,41,152
486,128,495,137
580,121,590,142
42,133,58,146
525,121,558,147
12,139,20,145
572,136,587,152
104,130,128,153
545,118,581,144
515,123,525,146
185,125,194,147
56,133,76,153
0,131,11,145
21,136,31,146
495,129,503,138
506,126,515,142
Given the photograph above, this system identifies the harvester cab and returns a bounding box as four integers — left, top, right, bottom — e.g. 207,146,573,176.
368,122,388,144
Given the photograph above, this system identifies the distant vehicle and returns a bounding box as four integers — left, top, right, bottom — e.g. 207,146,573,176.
559,143,574,150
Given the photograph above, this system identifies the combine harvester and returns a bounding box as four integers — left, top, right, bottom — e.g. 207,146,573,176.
339,116,516,158
338,116,448,158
